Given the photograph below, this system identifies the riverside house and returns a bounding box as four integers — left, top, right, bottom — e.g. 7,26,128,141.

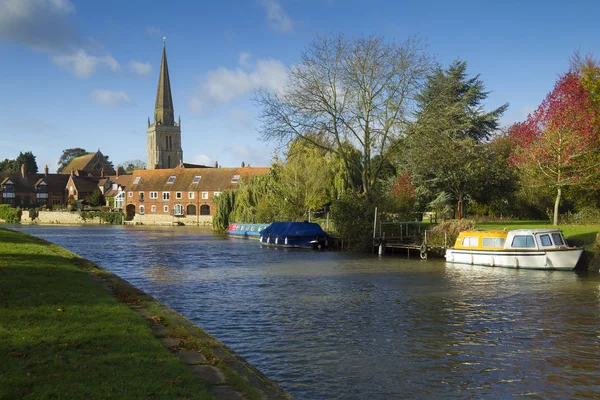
124,163,269,225
0,165,69,208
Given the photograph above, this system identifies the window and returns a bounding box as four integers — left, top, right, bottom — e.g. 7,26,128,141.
139,192,144,201
231,175,240,183
540,234,552,247
150,191,158,199
192,176,201,184
187,204,196,215
461,236,478,247
174,204,184,216
512,235,536,248
176,192,182,199
188,192,195,199
482,237,505,248
200,204,210,215
133,176,141,184
163,205,169,213
139,205,145,215
202,191,208,200
551,233,565,246
162,192,170,200
167,176,176,184
151,205,156,213
213,191,221,197
128,191,133,198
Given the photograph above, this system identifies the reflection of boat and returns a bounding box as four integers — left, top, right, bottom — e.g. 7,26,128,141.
259,222,329,249
227,223,271,239
445,229,583,270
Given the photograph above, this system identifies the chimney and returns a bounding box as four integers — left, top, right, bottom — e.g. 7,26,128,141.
100,167,105,177
70,169,74,177
116,167,119,177
241,161,245,168
214,161,218,168
20,164,26,178
44,165,48,177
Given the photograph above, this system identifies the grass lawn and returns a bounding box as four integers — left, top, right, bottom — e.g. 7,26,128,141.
0,228,213,400
475,220,600,247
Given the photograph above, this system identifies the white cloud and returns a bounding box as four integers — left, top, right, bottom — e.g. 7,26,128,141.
191,154,213,166
239,52,252,67
0,0,76,51
258,0,293,33
189,55,287,113
145,25,161,35
129,60,152,76
53,49,120,78
91,90,132,107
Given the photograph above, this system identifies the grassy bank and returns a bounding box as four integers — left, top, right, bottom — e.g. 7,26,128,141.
0,228,213,399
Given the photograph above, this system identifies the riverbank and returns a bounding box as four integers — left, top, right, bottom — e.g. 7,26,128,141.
0,228,289,400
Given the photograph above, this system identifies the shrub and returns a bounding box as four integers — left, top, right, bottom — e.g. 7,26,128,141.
330,193,377,252
427,219,476,247
0,205,22,223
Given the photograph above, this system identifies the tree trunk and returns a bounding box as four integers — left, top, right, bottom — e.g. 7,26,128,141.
553,186,561,226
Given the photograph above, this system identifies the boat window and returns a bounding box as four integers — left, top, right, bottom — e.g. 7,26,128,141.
512,235,536,248
482,237,505,248
551,233,565,246
461,236,478,247
539,234,552,246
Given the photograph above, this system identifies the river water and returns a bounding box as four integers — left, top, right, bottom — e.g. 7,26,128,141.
11,225,600,399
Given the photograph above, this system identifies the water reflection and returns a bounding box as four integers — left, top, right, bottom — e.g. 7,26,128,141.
12,225,600,399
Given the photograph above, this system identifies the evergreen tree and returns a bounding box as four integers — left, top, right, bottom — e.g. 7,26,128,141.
15,151,38,174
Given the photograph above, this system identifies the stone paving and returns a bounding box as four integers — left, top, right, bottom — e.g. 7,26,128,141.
88,271,290,400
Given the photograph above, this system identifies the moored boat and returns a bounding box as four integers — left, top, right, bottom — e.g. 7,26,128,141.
445,229,583,270
259,221,329,249
227,223,271,239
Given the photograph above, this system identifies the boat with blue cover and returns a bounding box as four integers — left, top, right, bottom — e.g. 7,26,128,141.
258,221,329,249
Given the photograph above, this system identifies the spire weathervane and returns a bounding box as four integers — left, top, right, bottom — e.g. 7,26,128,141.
163,36,166,45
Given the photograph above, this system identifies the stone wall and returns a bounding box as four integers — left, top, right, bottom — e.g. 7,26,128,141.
21,211,101,225
131,213,212,226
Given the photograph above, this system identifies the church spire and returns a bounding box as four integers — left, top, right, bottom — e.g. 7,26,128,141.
154,38,174,126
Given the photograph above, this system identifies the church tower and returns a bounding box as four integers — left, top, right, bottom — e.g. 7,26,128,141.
147,39,183,169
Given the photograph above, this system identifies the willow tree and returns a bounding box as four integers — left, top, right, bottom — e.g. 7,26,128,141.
255,34,432,199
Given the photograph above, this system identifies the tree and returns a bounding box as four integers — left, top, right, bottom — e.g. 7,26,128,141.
57,148,87,173
255,34,432,199
404,61,508,216
121,159,147,173
509,72,600,225
0,158,16,172
86,188,105,207
15,151,38,174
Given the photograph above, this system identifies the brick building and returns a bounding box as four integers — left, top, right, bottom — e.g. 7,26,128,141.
0,165,69,207
124,164,269,224
61,150,115,177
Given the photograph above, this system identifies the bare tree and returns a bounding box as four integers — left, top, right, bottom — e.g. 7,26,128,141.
255,34,432,198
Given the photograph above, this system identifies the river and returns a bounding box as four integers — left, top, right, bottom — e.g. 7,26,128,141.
11,225,600,399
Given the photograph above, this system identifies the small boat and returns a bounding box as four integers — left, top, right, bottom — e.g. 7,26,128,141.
445,229,583,270
259,221,329,249
227,223,271,239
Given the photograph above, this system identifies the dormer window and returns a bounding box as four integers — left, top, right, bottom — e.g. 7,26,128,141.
167,176,176,184
231,175,240,183
192,176,201,184
133,177,141,184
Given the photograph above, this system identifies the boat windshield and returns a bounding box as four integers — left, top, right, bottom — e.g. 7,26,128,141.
512,235,536,248
551,233,565,246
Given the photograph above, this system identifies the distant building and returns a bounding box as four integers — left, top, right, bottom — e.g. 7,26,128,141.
0,164,69,207
61,150,115,177
147,42,183,169
124,164,269,224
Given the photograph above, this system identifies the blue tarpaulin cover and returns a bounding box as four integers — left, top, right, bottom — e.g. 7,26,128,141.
260,222,326,237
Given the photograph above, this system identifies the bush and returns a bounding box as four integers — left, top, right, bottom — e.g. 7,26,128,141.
427,219,476,247
0,205,22,223
330,193,376,252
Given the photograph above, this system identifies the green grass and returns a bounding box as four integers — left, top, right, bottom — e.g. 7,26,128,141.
475,220,600,247
0,228,213,400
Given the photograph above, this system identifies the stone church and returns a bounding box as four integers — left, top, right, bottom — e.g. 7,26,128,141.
147,41,183,169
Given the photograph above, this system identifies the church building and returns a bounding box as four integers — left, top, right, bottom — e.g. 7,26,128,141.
147,40,183,169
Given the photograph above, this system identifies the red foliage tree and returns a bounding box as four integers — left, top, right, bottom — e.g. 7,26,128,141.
509,72,600,225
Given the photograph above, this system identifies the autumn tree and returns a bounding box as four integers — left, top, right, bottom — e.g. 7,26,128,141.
255,34,432,199
509,72,600,225
57,148,87,172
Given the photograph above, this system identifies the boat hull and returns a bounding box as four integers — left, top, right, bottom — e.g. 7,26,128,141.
445,248,583,270
259,234,327,249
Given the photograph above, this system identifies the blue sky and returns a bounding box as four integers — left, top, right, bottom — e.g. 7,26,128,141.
1,0,599,172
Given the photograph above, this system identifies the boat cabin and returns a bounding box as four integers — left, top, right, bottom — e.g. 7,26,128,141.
454,229,570,251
